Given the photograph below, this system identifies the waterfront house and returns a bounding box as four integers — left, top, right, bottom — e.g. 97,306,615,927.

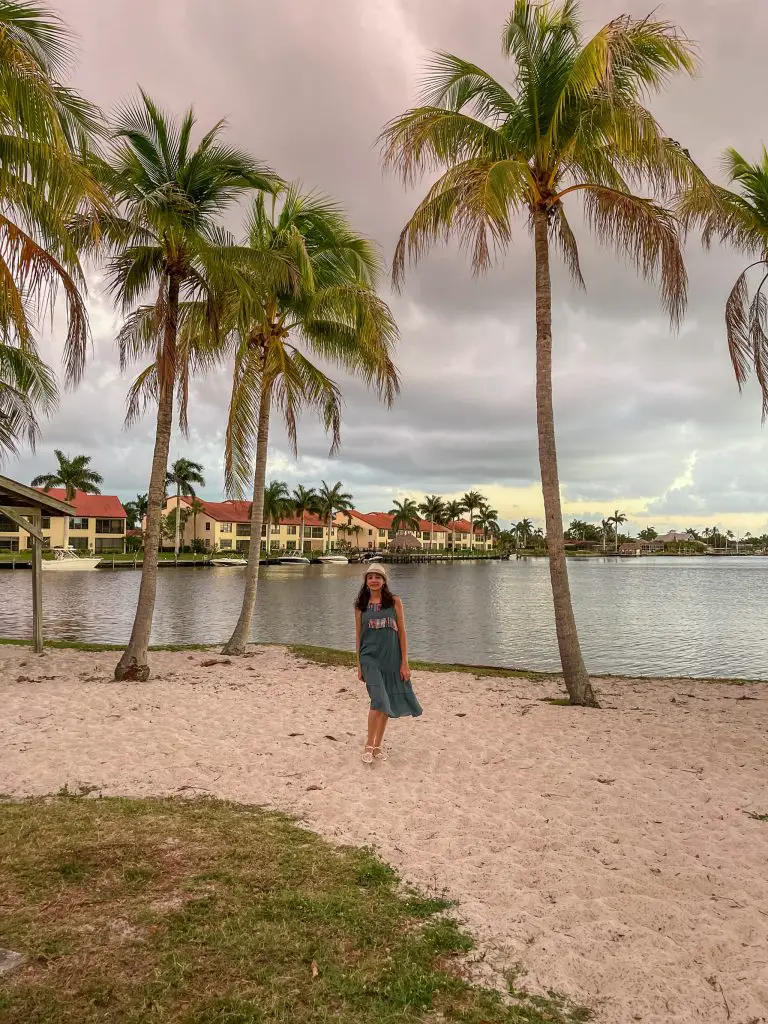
0,489,127,553
157,497,335,553
336,510,490,551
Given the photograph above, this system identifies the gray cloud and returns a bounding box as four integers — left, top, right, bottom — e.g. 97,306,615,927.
10,0,768,531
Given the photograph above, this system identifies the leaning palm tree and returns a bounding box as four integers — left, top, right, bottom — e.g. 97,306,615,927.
165,457,205,556
317,480,353,553
76,92,278,681
381,0,699,705
291,485,319,553
221,185,399,655
263,480,290,554
390,498,421,538
419,494,445,549
608,509,628,553
681,149,768,420
460,491,485,553
443,498,466,551
0,1,105,454
32,449,102,499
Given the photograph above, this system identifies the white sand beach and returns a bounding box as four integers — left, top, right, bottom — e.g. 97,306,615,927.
1,643,767,1024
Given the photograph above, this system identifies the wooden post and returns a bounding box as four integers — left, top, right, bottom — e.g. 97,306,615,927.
30,514,43,654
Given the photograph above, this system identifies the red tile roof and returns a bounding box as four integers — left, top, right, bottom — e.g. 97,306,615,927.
340,510,450,534
445,519,484,536
36,489,126,518
183,498,325,529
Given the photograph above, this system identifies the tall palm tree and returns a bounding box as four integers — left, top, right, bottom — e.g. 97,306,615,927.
381,1,698,705
477,505,500,550
0,0,105,458
418,494,445,549
77,93,277,681
165,457,205,555
187,497,206,550
681,149,768,420
443,498,466,551
317,480,353,553
601,518,611,553
608,509,628,553
350,523,363,550
515,517,534,549
460,491,485,553
31,449,102,499
263,480,290,554
123,492,148,531
220,185,398,656
291,485,319,553
390,498,421,538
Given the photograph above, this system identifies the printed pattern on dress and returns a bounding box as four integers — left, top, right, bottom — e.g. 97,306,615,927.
366,616,398,632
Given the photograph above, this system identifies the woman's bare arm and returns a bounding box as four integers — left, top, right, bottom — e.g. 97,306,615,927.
394,597,410,680
354,608,363,680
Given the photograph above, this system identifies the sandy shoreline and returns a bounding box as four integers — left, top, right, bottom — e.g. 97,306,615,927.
2,644,767,1023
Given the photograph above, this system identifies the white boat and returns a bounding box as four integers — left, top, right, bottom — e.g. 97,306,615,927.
42,548,101,571
317,554,349,564
278,555,311,565
359,553,383,564
213,557,248,567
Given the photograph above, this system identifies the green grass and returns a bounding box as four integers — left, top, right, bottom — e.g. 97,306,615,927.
745,810,768,822
0,796,589,1023
0,637,763,685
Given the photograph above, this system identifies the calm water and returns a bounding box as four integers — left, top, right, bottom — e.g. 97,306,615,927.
2,557,767,679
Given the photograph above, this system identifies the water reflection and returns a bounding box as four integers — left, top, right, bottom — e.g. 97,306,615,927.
1,557,767,679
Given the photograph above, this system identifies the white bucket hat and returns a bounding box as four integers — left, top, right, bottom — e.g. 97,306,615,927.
362,562,389,581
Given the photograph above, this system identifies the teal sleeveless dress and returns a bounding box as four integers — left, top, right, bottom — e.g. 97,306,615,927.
359,602,423,718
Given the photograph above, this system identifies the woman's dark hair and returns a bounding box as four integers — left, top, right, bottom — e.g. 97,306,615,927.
355,580,395,611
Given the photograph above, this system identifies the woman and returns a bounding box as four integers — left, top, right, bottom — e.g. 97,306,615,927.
354,563,422,763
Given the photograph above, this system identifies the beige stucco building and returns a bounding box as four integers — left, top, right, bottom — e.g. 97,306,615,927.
0,489,126,553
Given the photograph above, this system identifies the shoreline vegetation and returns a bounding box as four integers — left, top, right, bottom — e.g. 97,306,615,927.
0,636,760,686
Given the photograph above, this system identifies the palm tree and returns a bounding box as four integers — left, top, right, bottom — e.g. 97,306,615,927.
460,491,485,553
380,1,700,705
419,494,445,549
681,149,768,420
31,450,102,500
263,480,290,554
317,480,354,553
220,185,399,656
350,523,363,550
77,93,277,681
291,485,320,553
443,498,466,551
165,458,205,555
123,493,148,531
608,509,628,553
515,518,534,549
0,1,104,458
477,505,500,550
390,498,421,540
188,497,206,550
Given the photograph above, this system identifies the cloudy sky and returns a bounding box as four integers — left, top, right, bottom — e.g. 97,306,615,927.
13,0,768,535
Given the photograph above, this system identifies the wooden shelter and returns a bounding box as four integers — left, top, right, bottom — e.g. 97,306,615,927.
0,474,74,652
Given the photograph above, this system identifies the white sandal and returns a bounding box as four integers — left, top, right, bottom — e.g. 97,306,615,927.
362,745,375,764
372,746,388,761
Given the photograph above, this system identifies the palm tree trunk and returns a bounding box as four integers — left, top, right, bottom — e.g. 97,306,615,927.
300,513,305,553
223,380,271,655
174,485,181,556
193,508,198,551
115,275,179,680
326,513,332,553
533,208,598,707
469,512,473,553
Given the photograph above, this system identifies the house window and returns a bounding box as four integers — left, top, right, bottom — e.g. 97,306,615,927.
41,517,51,530
205,522,211,532
261,525,267,536
69,517,88,530
378,529,386,538
220,522,232,533
0,514,19,533
69,536,89,550
286,525,297,535
236,523,250,537
310,527,323,538
220,539,232,549
0,538,19,551
286,540,296,551
236,540,250,553
95,518,124,535
95,537,123,553
368,529,373,536
270,540,279,551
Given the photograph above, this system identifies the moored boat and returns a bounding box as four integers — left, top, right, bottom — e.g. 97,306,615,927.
317,554,349,564
213,557,248,567
278,555,311,565
42,548,101,571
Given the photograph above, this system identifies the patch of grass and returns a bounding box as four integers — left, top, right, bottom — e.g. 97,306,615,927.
0,796,587,1023
0,638,211,652
745,810,768,822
